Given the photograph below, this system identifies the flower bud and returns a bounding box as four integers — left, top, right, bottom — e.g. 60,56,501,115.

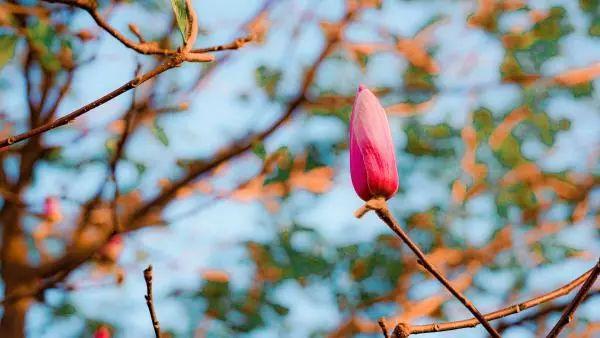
93,326,111,338
349,85,398,201
43,197,62,222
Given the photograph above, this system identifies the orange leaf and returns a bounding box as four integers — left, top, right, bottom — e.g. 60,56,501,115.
451,180,467,204
489,106,530,150
396,39,439,74
553,62,600,87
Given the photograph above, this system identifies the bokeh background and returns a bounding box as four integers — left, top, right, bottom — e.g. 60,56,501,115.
0,0,599,337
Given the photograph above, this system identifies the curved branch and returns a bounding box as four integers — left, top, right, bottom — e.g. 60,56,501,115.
394,262,599,336
546,258,600,338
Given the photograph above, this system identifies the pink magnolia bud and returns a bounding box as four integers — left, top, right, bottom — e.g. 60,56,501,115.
93,326,111,338
43,197,62,222
349,85,398,201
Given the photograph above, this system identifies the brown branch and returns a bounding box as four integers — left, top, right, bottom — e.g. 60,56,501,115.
191,34,256,53
356,198,501,338
42,70,75,122
546,258,600,338
108,66,140,233
19,4,358,310
42,0,249,58
0,58,180,149
496,290,600,333
378,318,390,338
128,23,146,43
43,0,177,55
0,3,50,18
144,265,161,338
394,263,599,335
126,8,358,228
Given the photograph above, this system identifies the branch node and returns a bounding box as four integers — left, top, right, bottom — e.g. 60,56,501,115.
392,323,411,338
354,196,386,218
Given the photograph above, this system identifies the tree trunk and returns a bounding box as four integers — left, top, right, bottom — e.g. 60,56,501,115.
0,203,35,338
0,297,31,338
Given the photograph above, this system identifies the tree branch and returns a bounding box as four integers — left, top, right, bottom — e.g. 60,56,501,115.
19,4,359,311
496,290,600,333
356,198,501,338
191,34,256,54
43,0,179,55
144,265,161,338
42,0,254,58
126,8,358,228
394,263,599,335
0,58,180,149
546,258,600,338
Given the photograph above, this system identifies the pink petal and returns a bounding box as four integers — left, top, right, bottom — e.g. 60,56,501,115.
350,128,371,201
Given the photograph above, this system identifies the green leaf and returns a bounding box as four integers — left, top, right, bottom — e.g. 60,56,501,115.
151,120,169,146
589,16,600,37
170,0,191,41
268,302,289,316
104,137,117,156
26,21,61,72
0,34,18,71
252,141,266,160
54,303,77,317
255,65,282,98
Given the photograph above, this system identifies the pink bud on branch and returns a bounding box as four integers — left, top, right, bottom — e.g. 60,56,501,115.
43,197,62,222
93,326,111,338
349,84,398,201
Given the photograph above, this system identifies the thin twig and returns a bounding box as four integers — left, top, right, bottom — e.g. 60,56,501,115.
496,290,600,333
401,265,599,335
546,258,600,338
356,197,501,338
191,34,256,53
0,58,180,149
378,318,390,338
144,265,161,338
